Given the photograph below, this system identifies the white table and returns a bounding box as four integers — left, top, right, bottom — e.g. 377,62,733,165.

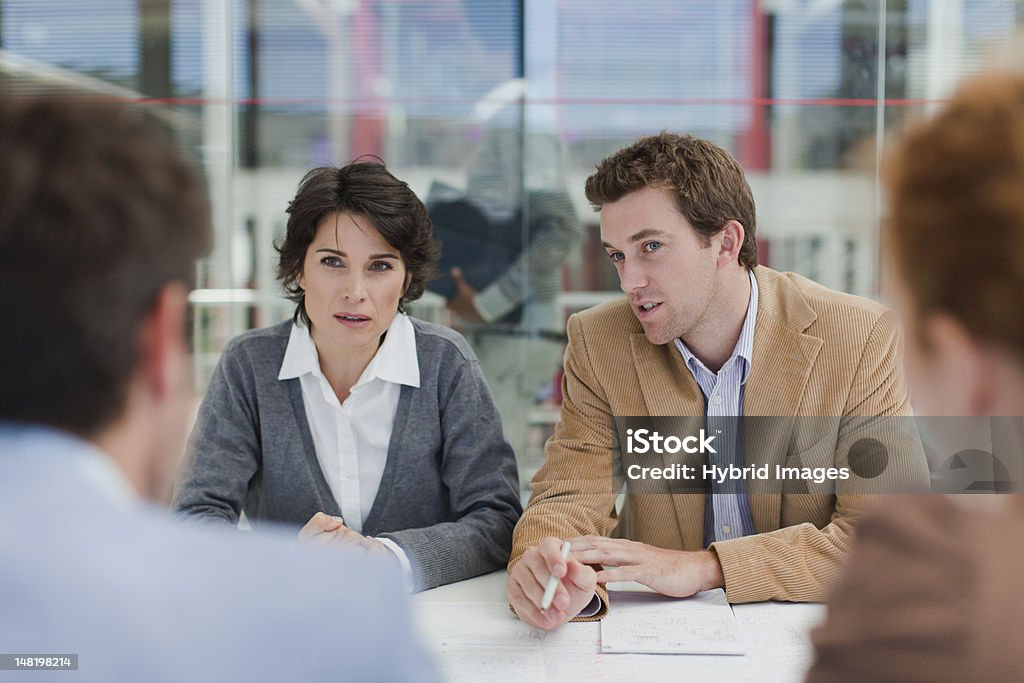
413,571,826,683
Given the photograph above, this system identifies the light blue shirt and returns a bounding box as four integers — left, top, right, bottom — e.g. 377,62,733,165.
674,270,759,544
0,422,437,683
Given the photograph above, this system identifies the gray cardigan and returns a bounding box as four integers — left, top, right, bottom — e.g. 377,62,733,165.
174,318,522,591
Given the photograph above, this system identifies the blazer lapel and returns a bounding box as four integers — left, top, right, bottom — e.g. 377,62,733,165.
630,333,704,416
629,333,706,550
742,267,824,533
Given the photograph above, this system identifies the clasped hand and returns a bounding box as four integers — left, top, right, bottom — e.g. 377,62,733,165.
297,512,397,565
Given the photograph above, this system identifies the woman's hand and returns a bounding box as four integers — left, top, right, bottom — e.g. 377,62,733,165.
298,512,364,548
447,267,483,322
354,536,401,568
297,511,345,542
297,512,399,567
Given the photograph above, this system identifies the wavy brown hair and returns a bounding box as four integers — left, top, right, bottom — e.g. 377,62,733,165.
584,131,758,269
0,92,212,436
886,72,1024,362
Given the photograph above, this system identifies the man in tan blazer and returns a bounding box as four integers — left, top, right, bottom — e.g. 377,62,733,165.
507,132,930,631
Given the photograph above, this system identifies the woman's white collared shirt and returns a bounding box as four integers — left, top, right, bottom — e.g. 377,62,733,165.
277,313,419,582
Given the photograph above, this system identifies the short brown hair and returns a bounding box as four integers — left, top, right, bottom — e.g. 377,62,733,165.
0,92,212,436
584,132,758,268
276,161,440,326
886,73,1024,362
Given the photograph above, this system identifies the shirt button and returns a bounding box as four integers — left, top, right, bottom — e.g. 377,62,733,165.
713,395,723,406
722,525,731,535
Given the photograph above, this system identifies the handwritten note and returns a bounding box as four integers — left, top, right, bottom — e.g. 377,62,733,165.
599,601,824,682
600,588,744,655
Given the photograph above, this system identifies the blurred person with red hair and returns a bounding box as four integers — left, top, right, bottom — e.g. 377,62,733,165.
807,71,1024,682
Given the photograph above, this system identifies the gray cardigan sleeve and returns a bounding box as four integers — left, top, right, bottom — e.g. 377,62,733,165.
173,341,259,526
378,357,522,591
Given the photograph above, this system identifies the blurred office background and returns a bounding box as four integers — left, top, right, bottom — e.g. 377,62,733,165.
2,0,1021,492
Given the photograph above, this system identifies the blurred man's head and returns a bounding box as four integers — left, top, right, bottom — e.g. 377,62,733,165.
0,93,212,498
885,73,1024,415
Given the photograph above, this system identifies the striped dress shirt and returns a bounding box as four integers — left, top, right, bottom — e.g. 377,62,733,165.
674,269,759,545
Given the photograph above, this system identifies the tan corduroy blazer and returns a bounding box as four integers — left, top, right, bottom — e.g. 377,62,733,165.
509,266,930,618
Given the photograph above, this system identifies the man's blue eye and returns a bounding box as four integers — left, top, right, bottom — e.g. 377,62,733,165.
608,252,624,262
642,241,662,253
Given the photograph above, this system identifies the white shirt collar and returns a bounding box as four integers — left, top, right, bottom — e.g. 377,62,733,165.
278,313,420,389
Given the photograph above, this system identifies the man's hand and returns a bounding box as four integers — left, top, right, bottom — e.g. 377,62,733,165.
508,536,598,631
447,267,484,322
570,536,724,598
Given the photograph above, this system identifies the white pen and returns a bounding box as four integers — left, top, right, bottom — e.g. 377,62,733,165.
540,540,572,613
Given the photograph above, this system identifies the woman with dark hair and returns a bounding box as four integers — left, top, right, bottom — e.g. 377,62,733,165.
175,161,522,591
